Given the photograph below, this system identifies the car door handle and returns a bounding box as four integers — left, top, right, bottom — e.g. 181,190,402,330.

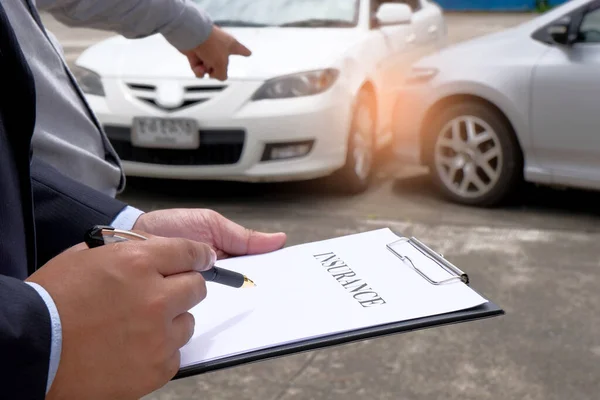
406,33,416,44
428,25,438,34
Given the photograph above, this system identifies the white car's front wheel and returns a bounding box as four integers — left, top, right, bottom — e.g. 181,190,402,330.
332,89,375,194
427,101,523,207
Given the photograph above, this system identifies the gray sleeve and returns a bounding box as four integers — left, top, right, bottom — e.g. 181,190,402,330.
36,0,213,50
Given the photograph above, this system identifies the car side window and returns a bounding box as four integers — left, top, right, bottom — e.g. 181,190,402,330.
578,6,600,43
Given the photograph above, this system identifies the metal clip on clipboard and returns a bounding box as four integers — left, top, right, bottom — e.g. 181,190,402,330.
386,237,470,285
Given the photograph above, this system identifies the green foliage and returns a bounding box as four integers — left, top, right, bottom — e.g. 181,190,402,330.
536,0,553,13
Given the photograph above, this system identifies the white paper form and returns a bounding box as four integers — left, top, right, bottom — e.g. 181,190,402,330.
180,228,488,368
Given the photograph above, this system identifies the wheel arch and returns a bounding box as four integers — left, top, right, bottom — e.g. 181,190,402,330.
329,79,379,194
348,80,378,138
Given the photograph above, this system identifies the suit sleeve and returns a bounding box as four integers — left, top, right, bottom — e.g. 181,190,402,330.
0,276,52,400
36,0,213,51
31,157,128,267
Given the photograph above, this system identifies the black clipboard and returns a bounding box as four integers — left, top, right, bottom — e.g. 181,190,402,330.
175,302,502,379
174,235,504,380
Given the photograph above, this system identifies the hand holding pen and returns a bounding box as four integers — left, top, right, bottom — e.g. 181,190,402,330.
84,225,256,289
28,225,217,398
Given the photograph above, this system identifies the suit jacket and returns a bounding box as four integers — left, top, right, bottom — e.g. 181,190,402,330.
0,3,129,398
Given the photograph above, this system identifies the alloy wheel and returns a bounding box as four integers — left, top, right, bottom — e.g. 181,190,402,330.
434,116,503,199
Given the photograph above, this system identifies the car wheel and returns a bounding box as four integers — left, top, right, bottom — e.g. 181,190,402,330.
333,89,376,194
426,101,523,207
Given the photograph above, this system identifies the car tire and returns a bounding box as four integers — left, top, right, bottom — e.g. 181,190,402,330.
425,101,523,207
331,89,376,194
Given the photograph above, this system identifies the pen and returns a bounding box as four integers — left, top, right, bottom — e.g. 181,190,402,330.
84,225,256,289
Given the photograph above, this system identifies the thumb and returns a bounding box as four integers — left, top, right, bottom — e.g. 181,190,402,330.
230,40,251,57
185,52,208,77
214,212,286,256
244,231,287,255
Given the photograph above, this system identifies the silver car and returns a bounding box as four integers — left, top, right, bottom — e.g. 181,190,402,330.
393,0,600,207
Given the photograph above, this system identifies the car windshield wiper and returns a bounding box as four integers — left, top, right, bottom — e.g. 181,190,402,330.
213,19,272,27
278,18,355,27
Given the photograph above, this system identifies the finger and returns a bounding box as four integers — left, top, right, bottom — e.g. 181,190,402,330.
122,229,157,240
185,52,201,68
231,40,251,56
211,212,287,256
192,65,208,77
185,53,208,78
164,350,181,381
62,242,89,254
212,71,226,81
108,229,158,247
170,312,196,349
142,237,217,276
211,71,226,81
163,271,207,316
211,60,228,81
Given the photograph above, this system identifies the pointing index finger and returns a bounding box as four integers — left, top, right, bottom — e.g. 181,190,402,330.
231,40,251,56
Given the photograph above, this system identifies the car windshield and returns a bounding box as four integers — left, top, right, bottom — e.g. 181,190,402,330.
192,0,360,27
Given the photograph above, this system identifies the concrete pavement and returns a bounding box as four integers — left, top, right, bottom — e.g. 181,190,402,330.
117,170,600,400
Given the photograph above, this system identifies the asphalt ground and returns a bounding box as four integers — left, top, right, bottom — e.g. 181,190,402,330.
118,164,600,400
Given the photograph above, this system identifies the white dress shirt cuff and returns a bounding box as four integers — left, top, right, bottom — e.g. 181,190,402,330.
25,282,62,394
111,205,145,231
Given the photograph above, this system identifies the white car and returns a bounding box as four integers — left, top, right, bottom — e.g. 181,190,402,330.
73,0,446,193
394,0,600,206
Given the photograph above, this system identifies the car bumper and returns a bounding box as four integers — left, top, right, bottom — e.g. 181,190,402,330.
88,79,352,182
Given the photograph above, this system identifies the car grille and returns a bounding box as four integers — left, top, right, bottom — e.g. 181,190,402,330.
104,126,244,166
125,82,227,112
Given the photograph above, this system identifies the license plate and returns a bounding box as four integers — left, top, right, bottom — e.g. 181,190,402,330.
131,117,199,149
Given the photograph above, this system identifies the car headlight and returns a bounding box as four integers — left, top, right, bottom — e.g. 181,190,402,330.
72,65,105,96
251,69,339,100
405,67,438,84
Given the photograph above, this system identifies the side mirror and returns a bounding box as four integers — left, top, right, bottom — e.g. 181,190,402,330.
547,17,573,45
376,3,412,26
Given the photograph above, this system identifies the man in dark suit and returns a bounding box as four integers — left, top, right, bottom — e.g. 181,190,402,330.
0,3,286,399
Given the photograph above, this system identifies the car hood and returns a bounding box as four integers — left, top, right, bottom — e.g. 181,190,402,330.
77,28,363,80
415,26,546,68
